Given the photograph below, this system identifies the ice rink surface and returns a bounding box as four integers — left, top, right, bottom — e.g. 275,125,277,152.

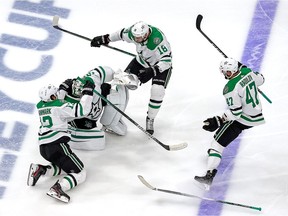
1,0,288,215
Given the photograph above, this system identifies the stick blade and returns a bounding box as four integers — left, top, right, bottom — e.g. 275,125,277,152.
137,175,156,190
52,15,60,27
196,14,203,30
169,142,188,151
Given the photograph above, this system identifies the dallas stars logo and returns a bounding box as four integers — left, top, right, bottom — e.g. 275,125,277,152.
89,98,102,119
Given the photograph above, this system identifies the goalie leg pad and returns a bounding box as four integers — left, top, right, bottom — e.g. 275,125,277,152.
112,69,139,90
93,66,114,83
100,85,129,136
68,127,105,151
147,84,165,119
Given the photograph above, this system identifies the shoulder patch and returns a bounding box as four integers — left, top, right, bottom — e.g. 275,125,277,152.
146,26,164,50
153,37,161,45
223,85,229,94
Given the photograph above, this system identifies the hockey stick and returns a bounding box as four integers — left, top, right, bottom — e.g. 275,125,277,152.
52,15,136,57
196,14,272,104
78,78,187,151
138,175,262,212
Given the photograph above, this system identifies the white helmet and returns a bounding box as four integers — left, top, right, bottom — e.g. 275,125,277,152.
219,58,239,79
39,84,58,102
131,21,149,43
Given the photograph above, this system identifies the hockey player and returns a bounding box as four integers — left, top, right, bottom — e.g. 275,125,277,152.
194,58,265,190
90,21,172,135
27,81,94,202
57,66,136,150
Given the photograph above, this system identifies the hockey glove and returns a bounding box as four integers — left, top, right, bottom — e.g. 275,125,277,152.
138,66,160,84
82,80,95,96
203,116,223,132
90,34,110,47
100,83,111,106
59,78,73,94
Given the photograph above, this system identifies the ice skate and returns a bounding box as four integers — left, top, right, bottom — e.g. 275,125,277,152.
27,163,50,186
47,181,70,203
194,169,217,190
146,116,154,135
102,119,127,136
102,125,126,136
102,125,118,135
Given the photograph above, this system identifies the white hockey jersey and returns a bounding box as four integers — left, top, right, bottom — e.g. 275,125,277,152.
222,67,265,126
109,25,172,72
37,94,93,145
64,66,115,123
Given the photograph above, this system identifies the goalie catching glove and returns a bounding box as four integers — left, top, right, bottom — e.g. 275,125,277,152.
82,80,95,96
203,116,223,132
90,34,110,47
59,79,73,94
138,66,160,84
58,78,74,99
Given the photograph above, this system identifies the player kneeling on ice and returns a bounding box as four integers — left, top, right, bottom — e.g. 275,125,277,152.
27,81,94,203
57,66,136,151
194,58,265,190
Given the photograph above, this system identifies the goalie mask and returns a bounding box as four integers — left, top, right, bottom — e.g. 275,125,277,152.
131,21,150,43
39,84,58,102
72,78,84,98
219,58,239,79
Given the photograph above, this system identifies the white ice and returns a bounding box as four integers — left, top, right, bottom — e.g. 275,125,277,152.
0,0,288,215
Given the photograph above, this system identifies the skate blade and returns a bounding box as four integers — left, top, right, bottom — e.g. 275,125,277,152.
102,125,117,134
27,163,36,186
46,191,70,203
194,179,211,191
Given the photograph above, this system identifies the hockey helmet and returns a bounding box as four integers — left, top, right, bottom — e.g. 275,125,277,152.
219,58,239,79
39,84,58,102
131,21,150,43
72,78,84,98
